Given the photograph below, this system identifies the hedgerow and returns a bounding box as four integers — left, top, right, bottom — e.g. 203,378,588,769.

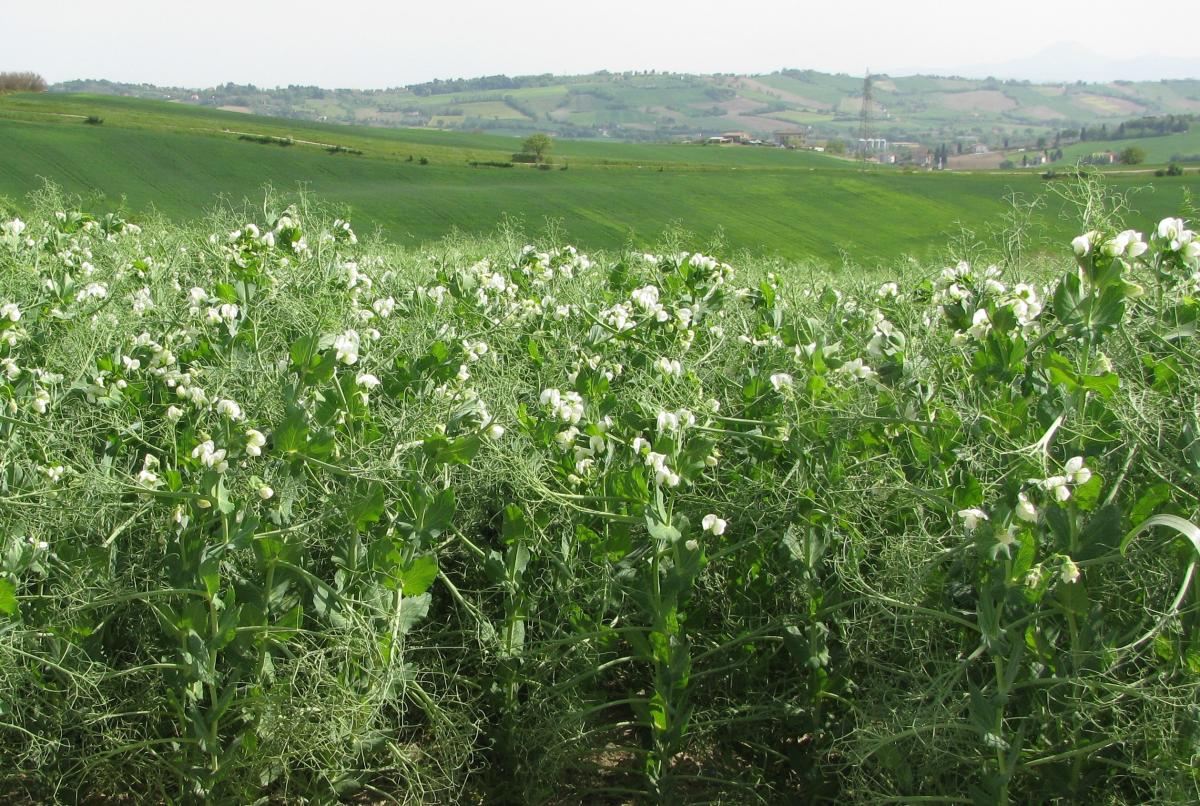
1,186,1198,803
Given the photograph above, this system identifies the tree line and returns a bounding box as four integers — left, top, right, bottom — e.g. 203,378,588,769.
1076,114,1194,143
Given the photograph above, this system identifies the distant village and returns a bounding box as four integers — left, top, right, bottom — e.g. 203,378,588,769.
698,129,937,168
695,128,1153,171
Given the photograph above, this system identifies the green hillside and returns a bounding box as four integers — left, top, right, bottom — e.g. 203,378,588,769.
55,71,1200,151
2,93,1198,262
1055,125,1200,164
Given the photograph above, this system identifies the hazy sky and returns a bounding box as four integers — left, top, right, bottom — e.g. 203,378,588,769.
5,0,1198,87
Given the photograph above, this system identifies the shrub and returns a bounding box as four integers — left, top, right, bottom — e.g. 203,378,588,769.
0,71,46,93
1119,145,1146,165
237,133,294,147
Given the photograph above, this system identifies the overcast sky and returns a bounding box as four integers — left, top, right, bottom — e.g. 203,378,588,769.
5,0,1198,87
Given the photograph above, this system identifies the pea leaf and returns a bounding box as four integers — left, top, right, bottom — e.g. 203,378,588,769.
400,554,438,596
0,578,17,617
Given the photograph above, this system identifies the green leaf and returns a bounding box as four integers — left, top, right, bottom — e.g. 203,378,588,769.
423,433,480,466
1080,371,1118,400
501,504,527,546
1044,352,1078,391
396,593,431,635
274,407,308,453
215,477,236,515
1130,482,1172,527
1071,472,1103,512
1076,504,1121,560
0,578,17,617
414,488,455,542
400,554,438,596
350,483,386,533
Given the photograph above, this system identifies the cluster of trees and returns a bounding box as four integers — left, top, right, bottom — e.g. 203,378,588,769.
0,71,46,93
408,74,559,97
1076,114,1194,143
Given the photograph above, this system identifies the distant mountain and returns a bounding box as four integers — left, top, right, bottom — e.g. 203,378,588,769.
940,43,1200,83
53,67,1200,150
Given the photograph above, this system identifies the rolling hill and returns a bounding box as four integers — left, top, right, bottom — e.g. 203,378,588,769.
55,70,1200,151
1,92,1198,263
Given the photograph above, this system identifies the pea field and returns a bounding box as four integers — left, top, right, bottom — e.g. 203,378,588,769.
1,184,1199,804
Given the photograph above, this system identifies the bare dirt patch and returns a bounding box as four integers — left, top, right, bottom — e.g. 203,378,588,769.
735,77,832,110
933,90,1017,112
1071,93,1146,116
1019,105,1068,121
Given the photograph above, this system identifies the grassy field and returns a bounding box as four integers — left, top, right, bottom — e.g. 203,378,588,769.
1,93,1199,263
1054,125,1200,164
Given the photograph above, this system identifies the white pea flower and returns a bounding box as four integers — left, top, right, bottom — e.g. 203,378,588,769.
191,440,228,472
1,357,18,381
542,389,584,423
701,514,727,536
485,422,505,440
769,372,794,392
656,410,680,433
355,373,381,390
1072,232,1095,257
258,485,275,500
837,358,876,381
216,399,244,421
1064,456,1091,485
1041,475,1072,502
645,452,680,487
554,426,580,451
166,405,185,422
0,302,19,322
333,329,361,365
1060,556,1080,585
464,341,489,362
1015,492,1038,523
967,308,991,340
630,285,660,310
42,465,66,483
1156,217,1195,251
654,356,683,377
630,436,650,455
76,283,108,303
245,429,267,457
993,526,1019,559
958,508,989,531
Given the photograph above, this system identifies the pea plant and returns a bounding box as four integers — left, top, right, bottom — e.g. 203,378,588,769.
1,194,1198,803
